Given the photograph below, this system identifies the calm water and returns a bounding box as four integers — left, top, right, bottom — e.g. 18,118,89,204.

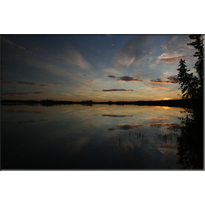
1,104,199,169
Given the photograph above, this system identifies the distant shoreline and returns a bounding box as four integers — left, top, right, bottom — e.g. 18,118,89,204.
1,99,198,108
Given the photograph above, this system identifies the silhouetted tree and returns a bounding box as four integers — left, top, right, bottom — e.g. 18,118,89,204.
177,35,204,100
177,106,203,169
187,35,204,92
177,59,199,99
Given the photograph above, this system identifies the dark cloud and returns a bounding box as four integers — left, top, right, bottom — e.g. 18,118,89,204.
167,75,179,83
102,114,133,117
18,81,36,86
39,84,60,87
39,118,59,122
107,75,116,78
117,76,144,82
3,92,50,96
108,127,115,131
102,89,134,92
117,124,143,130
148,75,179,84
107,75,144,82
159,55,191,63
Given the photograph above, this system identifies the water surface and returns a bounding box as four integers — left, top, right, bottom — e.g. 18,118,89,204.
1,104,191,169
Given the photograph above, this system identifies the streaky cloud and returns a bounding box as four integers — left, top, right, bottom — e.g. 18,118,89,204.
107,75,116,78
117,76,144,82
3,91,50,96
102,89,134,92
40,84,60,86
65,46,92,69
102,114,133,117
18,81,36,86
1,36,15,46
159,55,191,63
148,75,179,84
107,75,144,82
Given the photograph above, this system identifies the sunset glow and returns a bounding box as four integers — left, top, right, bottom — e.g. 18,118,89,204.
1,35,196,101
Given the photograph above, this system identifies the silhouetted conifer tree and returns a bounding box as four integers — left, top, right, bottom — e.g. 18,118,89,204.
177,35,204,99
177,59,199,99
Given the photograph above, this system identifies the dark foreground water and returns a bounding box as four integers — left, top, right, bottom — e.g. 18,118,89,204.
1,104,203,169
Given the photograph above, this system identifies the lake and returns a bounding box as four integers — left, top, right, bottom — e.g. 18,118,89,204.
1,104,203,169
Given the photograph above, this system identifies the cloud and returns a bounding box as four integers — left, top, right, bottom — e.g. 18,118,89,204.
108,127,115,131
107,75,144,82
2,36,27,51
159,55,191,63
102,114,133,117
158,35,193,64
102,89,134,92
65,47,91,69
82,74,87,76
117,76,144,82
1,36,15,46
117,124,144,130
148,117,169,123
88,80,94,83
148,123,180,128
3,91,50,96
167,123,181,130
113,35,150,68
18,81,36,86
19,46,27,51
149,84,168,89
39,84,60,87
167,75,179,83
103,68,120,74
107,75,116,78
62,93,71,96
148,75,179,84
39,118,59,122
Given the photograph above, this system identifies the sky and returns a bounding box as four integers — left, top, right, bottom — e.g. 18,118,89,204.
1,34,197,102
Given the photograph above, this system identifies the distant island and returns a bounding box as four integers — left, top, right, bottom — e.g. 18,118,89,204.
1,99,198,108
